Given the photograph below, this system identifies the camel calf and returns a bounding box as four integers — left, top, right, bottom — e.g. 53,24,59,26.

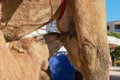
8,36,50,80
0,31,65,80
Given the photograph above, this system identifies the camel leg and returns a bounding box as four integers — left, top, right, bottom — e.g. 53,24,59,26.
57,1,83,75
68,0,109,80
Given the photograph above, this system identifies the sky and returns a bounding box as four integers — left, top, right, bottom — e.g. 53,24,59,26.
106,0,120,22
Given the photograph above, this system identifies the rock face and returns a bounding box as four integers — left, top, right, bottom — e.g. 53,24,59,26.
0,31,51,80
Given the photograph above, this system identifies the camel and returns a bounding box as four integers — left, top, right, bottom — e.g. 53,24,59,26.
0,0,63,41
0,31,50,80
57,1,109,80
68,0,109,80
0,31,65,80
0,0,109,80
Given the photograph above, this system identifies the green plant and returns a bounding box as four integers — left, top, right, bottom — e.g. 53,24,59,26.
110,46,120,58
107,31,120,39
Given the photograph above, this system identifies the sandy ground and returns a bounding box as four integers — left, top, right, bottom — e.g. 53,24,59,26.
109,67,120,80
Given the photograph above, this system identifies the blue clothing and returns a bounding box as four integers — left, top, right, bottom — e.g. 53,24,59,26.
49,53,74,80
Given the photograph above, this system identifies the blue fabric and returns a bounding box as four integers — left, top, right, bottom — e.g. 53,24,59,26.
49,53,74,80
